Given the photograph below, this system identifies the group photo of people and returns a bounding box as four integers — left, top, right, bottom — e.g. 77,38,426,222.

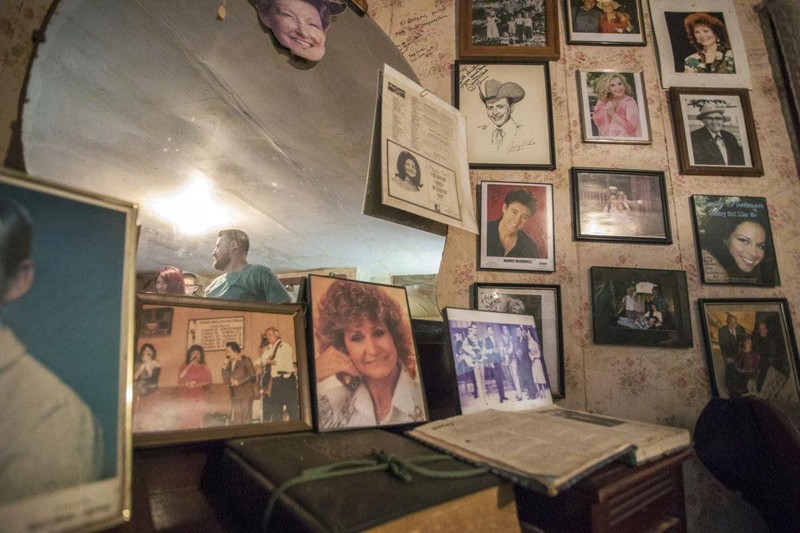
471,0,548,47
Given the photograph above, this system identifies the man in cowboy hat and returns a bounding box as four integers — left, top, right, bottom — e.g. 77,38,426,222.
690,102,745,166
477,79,527,153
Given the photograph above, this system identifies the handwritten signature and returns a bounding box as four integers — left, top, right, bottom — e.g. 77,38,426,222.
507,140,536,153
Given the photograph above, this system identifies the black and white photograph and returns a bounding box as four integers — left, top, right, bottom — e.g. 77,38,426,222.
670,87,762,176
459,0,560,60
699,299,800,402
479,181,555,272
444,307,553,415
577,70,651,144
456,61,555,169
473,283,564,398
591,267,693,348
571,168,671,243
691,195,779,286
650,0,751,88
565,0,646,45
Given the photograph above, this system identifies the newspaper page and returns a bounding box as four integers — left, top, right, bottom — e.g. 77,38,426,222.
380,64,478,233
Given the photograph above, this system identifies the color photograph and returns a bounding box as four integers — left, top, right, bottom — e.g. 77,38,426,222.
565,0,645,45
577,70,651,144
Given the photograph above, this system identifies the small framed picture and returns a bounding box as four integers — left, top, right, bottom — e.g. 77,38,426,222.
133,295,312,446
570,168,671,244
590,267,693,348
690,195,779,286
565,0,646,46
444,307,553,414
458,0,560,61
473,283,564,398
479,181,555,272
0,170,136,532
308,275,429,432
650,0,751,89
698,299,800,402
455,61,555,169
669,87,763,176
577,70,651,144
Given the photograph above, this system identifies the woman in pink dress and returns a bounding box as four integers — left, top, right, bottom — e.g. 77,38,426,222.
177,344,213,429
591,73,641,138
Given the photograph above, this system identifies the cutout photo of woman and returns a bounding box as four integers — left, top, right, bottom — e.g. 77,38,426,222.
251,0,346,62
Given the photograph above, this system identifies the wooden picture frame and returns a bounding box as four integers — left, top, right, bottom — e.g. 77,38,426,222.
0,169,136,532
669,87,763,176
590,267,693,348
479,181,555,272
458,0,560,61
570,168,671,244
698,299,800,401
690,195,779,286
308,275,429,432
455,61,555,169
564,0,646,46
443,307,553,415
472,283,564,398
576,70,652,144
132,294,312,446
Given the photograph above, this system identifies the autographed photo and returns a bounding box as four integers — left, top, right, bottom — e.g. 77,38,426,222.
577,70,651,144
456,61,555,169
565,0,645,45
479,181,555,272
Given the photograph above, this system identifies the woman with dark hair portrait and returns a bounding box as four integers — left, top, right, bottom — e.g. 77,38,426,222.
591,73,641,138
700,211,777,285
682,12,735,74
251,0,346,62
154,265,185,295
395,150,422,191
133,343,162,431
313,279,425,428
177,344,213,429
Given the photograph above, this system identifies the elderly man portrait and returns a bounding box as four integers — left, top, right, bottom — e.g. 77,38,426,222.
204,228,291,303
690,103,745,166
486,188,540,259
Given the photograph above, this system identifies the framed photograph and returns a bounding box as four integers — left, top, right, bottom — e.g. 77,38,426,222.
570,168,671,244
590,267,693,347
133,295,312,446
472,283,564,398
308,275,429,432
479,181,555,272
444,307,553,414
670,87,763,176
455,61,555,169
650,0,752,89
698,299,800,402
458,0,560,61
690,195,779,286
577,70,651,144
565,0,646,45
0,169,136,532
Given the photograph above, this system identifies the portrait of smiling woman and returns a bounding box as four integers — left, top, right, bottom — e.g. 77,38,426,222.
310,276,427,431
251,0,346,62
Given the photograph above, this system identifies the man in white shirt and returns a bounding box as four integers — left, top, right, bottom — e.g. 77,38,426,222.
260,327,297,421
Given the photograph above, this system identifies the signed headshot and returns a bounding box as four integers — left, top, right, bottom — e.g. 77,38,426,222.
251,0,346,62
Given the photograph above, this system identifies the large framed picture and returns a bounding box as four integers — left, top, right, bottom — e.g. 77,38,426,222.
590,267,693,348
570,168,671,244
577,70,651,144
455,61,555,169
649,0,752,89
458,0,560,61
698,299,800,402
132,295,312,446
308,275,428,432
690,195,779,286
565,0,646,46
473,283,564,398
479,181,555,272
444,307,553,415
0,169,136,532
669,87,763,176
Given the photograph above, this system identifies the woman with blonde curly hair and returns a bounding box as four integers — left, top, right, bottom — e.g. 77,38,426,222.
313,279,425,428
683,12,735,74
591,73,641,138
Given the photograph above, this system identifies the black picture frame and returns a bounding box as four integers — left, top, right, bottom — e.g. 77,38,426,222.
564,0,646,46
455,61,555,169
690,195,780,286
590,267,693,348
570,168,672,244
698,299,800,401
472,283,564,398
